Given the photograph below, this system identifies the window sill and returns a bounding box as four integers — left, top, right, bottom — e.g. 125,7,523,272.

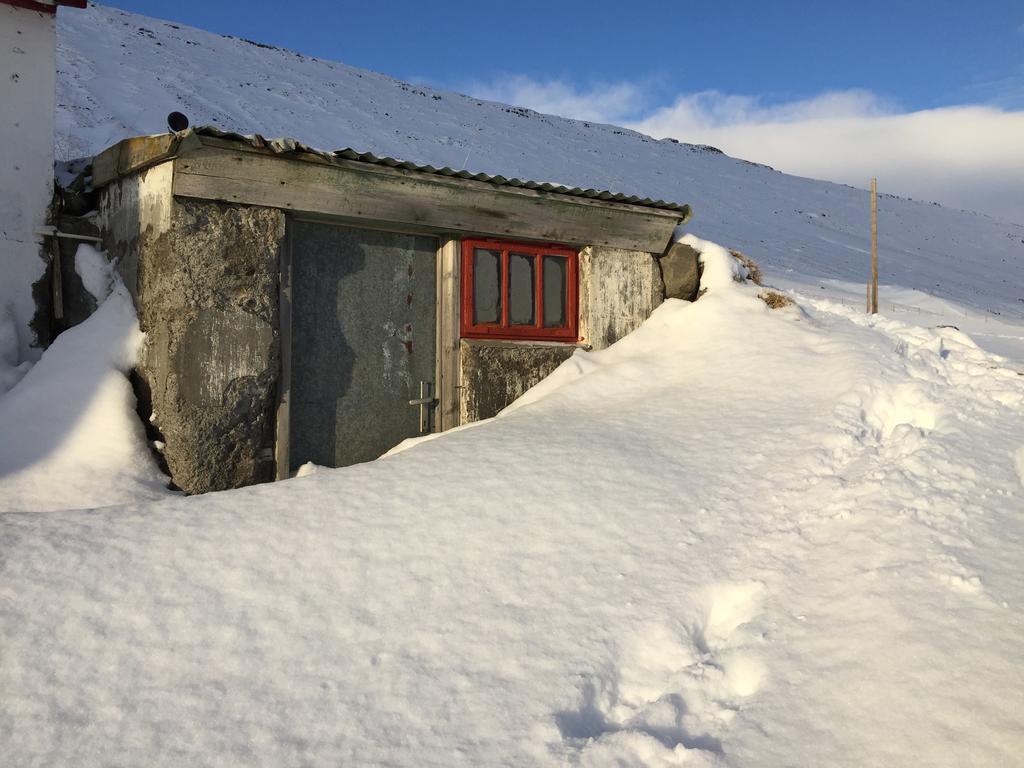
460,338,591,350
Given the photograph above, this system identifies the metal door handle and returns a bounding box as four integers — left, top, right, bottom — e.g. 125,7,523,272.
409,381,437,434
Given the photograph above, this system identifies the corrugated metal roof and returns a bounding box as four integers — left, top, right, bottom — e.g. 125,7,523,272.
193,126,690,216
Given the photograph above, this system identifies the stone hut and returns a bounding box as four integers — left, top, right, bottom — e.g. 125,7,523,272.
83,127,697,493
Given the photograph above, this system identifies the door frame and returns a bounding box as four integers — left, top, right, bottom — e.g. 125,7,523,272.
274,214,460,480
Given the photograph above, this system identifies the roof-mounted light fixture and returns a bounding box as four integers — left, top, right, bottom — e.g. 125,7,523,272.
167,111,189,133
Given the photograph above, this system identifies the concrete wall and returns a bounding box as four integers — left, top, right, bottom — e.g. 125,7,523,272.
579,245,664,350
0,4,56,361
145,199,283,493
98,162,174,304
457,245,664,423
459,340,577,423
98,171,285,493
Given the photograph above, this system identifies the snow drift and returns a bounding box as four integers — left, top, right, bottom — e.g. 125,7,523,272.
2,243,1022,766
0,246,170,512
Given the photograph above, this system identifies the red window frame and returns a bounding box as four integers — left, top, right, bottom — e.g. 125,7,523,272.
461,238,579,342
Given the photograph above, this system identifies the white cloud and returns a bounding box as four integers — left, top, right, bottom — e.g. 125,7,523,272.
634,89,892,130
464,75,649,125
461,77,1024,224
631,93,1024,224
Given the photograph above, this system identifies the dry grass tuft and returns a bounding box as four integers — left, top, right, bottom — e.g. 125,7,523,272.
730,250,763,285
760,290,794,309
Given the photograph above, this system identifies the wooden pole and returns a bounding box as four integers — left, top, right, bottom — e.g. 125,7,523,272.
870,177,878,314
49,235,64,322
274,225,293,481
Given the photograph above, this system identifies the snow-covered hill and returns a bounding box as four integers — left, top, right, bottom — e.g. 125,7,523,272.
56,4,1024,324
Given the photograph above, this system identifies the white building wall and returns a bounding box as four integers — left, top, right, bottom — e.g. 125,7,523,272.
0,4,57,362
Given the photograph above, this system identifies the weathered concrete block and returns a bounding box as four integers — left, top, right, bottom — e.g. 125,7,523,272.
98,162,174,303
133,198,285,493
579,246,664,350
658,242,700,301
176,309,275,406
460,340,575,423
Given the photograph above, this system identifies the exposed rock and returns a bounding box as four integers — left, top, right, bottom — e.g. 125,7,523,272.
658,241,701,301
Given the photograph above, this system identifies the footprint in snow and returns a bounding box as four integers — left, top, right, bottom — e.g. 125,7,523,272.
553,581,767,763
864,383,939,442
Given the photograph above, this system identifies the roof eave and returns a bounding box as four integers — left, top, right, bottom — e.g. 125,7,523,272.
91,126,690,220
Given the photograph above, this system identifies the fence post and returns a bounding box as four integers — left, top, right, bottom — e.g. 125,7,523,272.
870,178,878,314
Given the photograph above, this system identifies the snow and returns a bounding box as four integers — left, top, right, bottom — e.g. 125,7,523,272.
294,461,322,478
0,263,171,513
74,242,116,302
3,242,1023,765
681,233,748,289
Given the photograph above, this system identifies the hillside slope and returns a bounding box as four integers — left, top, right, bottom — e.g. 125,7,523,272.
57,4,1023,321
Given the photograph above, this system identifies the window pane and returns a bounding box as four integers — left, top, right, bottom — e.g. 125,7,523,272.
543,255,567,328
473,248,501,324
509,253,535,325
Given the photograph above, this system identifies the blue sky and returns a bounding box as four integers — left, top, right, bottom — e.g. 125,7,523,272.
99,0,1024,221
99,0,1023,112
